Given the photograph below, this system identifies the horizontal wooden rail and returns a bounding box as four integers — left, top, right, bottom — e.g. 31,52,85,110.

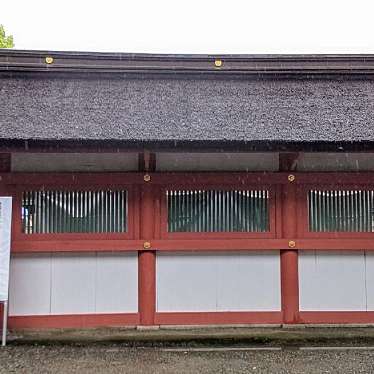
299,312,374,324
154,312,282,325
11,238,374,253
12,240,144,252
8,313,140,329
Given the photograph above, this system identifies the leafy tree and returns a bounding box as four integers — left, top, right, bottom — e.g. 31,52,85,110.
0,25,14,48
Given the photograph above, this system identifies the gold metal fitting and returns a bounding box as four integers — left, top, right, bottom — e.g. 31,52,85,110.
288,174,295,182
45,56,54,64
143,174,151,182
288,240,296,248
214,59,223,68
143,241,151,249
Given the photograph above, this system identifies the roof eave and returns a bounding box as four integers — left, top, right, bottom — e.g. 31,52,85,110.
1,139,374,153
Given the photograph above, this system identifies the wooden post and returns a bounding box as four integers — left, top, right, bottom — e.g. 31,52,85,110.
0,154,11,173
138,152,156,326
0,177,11,341
280,153,300,324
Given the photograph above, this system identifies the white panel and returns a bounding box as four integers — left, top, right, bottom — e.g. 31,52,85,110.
365,252,374,310
51,253,96,314
157,251,280,312
95,252,138,313
9,252,139,316
299,251,366,311
297,153,374,172
9,254,52,316
157,253,217,312
156,153,279,171
215,252,280,311
11,153,138,172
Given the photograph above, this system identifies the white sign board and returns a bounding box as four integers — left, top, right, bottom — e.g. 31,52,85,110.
0,197,12,302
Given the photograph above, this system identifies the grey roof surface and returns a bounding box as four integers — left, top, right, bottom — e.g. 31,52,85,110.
1,74,374,145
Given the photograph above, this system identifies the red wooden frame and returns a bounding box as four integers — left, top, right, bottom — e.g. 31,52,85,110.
147,172,289,186
12,186,137,241
159,184,277,240
5,172,374,253
299,312,374,324
8,313,140,329
154,312,282,325
297,184,374,239
293,173,374,186
2,173,143,253
5,171,374,328
139,184,156,326
4,172,374,253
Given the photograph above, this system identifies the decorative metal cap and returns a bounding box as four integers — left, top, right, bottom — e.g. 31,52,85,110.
288,174,295,182
45,56,54,64
143,174,151,182
143,241,151,249
288,240,296,248
214,59,223,68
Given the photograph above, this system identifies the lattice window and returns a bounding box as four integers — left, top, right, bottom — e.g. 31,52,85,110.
308,190,374,232
22,190,127,234
167,190,269,232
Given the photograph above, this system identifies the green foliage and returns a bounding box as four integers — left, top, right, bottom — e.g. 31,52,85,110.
0,25,14,48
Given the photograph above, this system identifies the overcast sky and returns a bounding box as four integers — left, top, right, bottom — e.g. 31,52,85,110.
2,0,374,54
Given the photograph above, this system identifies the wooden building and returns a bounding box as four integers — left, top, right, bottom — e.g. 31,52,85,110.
1,50,374,329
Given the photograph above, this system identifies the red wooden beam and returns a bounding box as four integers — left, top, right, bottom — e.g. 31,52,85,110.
299,312,374,324
138,153,157,326
149,172,288,185
0,303,3,332
296,239,374,250
11,240,144,253
155,312,282,325
294,173,374,185
3,171,374,186
8,313,140,329
0,172,145,186
0,180,9,330
152,239,286,251
11,238,374,253
0,172,288,186
280,181,300,324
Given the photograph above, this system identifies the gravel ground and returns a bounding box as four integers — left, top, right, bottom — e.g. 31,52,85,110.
1,345,374,373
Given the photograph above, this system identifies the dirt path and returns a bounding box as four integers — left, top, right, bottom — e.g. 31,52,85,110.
1,345,374,373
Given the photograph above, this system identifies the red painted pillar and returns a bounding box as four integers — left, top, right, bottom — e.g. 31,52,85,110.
0,170,9,331
138,183,156,326
0,303,3,331
280,182,300,324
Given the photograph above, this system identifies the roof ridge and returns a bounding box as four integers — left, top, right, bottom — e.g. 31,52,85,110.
2,50,374,74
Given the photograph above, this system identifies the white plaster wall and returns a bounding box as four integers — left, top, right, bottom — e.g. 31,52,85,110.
9,252,138,316
11,153,139,172
8,254,52,316
296,153,374,171
299,251,374,311
156,153,279,171
156,251,281,312
365,252,374,310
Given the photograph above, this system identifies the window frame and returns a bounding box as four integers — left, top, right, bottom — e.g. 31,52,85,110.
298,184,374,239
159,183,277,239
11,180,139,243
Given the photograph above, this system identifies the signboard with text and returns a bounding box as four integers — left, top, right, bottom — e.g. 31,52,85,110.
0,197,12,302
